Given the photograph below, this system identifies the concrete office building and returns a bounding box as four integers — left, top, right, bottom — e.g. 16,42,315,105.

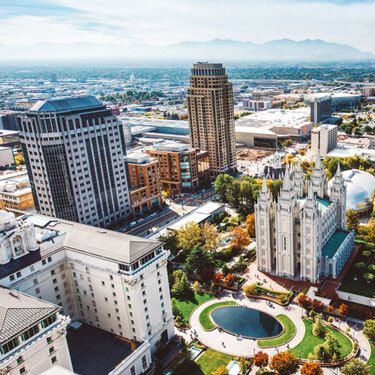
19,96,131,228
0,286,73,375
187,63,237,175
304,94,333,124
125,153,163,216
0,210,174,375
311,125,338,157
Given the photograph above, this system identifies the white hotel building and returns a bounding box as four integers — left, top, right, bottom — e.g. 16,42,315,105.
0,210,174,375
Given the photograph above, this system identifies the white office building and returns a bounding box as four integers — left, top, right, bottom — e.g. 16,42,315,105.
311,124,338,157
0,210,174,375
0,286,73,375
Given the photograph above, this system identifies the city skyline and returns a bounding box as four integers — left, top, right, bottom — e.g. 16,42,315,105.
0,0,374,58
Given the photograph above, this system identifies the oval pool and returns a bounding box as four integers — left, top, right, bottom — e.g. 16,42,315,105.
210,306,283,339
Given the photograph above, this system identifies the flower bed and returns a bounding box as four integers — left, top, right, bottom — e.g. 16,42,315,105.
243,282,294,305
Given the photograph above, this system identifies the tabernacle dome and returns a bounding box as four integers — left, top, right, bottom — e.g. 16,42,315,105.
329,169,375,213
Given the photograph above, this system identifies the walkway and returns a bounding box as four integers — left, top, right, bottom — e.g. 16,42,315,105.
189,296,306,358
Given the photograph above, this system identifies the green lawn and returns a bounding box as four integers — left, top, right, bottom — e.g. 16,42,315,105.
173,292,214,323
195,348,232,375
290,319,352,360
199,301,236,330
258,314,296,348
368,341,375,374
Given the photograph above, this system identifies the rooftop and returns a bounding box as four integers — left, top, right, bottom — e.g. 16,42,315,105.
0,286,59,343
322,230,350,259
235,108,312,132
67,324,139,375
29,96,103,113
21,214,162,265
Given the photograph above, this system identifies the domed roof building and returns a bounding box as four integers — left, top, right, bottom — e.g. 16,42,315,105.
329,169,375,213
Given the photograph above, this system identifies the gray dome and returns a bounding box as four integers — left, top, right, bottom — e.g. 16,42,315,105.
329,169,375,212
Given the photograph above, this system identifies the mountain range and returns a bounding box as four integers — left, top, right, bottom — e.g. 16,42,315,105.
0,38,372,62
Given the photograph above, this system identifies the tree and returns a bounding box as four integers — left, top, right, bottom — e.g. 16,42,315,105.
300,362,323,375
253,351,269,368
230,226,250,251
323,332,341,359
311,299,324,312
346,209,359,231
171,270,191,299
177,222,202,251
214,174,234,202
338,303,349,317
14,154,25,166
312,314,326,337
296,293,311,309
224,273,236,286
212,365,229,375
159,230,179,256
355,261,366,270
185,247,216,282
269,352,299,375
192,280,200,292
359,218,375,243
201,223,219,252
245,213,256,238
341,359,371,375
363,319,375,341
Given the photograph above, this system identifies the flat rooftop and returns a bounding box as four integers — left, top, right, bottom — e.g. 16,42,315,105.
322,230,350,259
235,108,311,131
67,324,139,375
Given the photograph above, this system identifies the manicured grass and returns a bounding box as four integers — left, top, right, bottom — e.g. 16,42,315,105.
258,314,296,348
173,292,215,323
195,348,232,375
199,301,236,330
368,340,375,373
290,319,352,360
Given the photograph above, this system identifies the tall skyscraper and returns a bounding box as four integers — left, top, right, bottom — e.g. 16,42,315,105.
19,96,131,227
187,63,237,176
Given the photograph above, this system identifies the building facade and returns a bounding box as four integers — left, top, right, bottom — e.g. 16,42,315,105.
311,124,338,157
125,153,163,216
0,287,72,375
187,63,237,175
19,96,131,228
146,142,210,196
255,157,354,282
305,95,333,125
0,210,174,374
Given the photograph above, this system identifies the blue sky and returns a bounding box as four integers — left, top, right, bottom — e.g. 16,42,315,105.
0,0,374,52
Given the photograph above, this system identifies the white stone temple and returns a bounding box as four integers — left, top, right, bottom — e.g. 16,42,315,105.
255,153,355,282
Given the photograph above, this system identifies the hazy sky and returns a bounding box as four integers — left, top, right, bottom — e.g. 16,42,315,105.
0,0,374,52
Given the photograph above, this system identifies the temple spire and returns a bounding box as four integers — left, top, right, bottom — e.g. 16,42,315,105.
283,166,291,190
261,178,267,193
336,162,341,176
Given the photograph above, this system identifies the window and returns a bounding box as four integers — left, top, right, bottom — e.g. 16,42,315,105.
21,324,40,341
46,337,52,345
142,355,147,369
41,314,57,329
19,367,26,374
49,347,55,355
10,275,15,282
51,356,57,364
130,366,136,375
17,356,23,365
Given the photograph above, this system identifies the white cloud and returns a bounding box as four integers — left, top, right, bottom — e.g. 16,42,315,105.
0,0,374,52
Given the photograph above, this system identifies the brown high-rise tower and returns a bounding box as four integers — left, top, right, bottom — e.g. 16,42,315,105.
187,63,237,176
